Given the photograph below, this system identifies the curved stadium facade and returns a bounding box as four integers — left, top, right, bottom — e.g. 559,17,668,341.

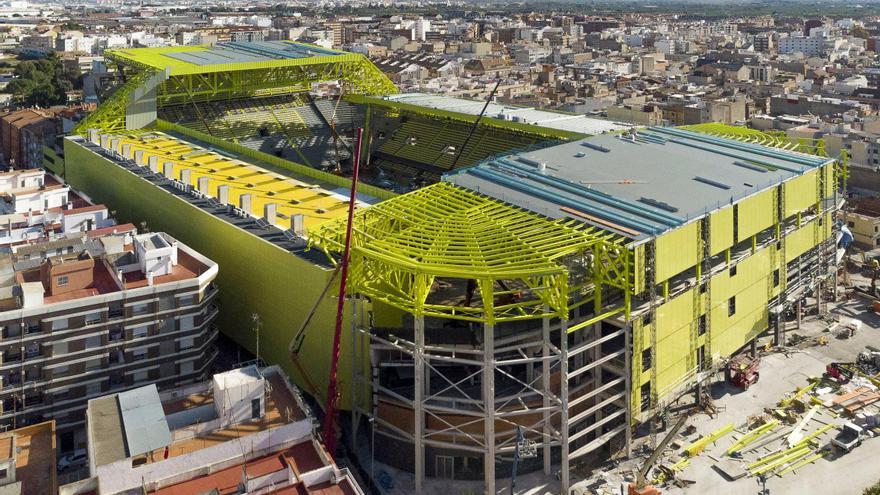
58,41,844,493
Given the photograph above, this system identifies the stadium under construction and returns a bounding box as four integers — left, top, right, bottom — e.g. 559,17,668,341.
56,41,845,494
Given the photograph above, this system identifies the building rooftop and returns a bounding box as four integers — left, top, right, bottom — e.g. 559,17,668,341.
86,132,362,232
383,93,629,136
0,230,214,310
80,366,360,495
446,127,833,241
107,41,353,76
0,421,57,495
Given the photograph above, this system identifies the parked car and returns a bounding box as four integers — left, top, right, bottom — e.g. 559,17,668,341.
831,422,864,453
58,449,87,472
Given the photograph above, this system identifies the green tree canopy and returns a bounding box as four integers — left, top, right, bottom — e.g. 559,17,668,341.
6,53,74,107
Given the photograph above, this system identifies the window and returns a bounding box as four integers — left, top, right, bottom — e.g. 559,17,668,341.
640,382,651,412
729,264,737,277
728,296,736,317
53,364,69,376
85,312,101,325
85,335,102,349
436,455,455,480
251,398,261,419
179,360,195,375
642,312,652,326
641,348,652,372
179,337,195,350
86,382,102,395
698,315,706,336
179,316,194,331
132,326,148,339
131,303,149,315
57,275,69,287
132,349,147,361
52,341,68,356
108,327,123,342
178,295,196,307
132,370,148,383
773,269,780,288
697,345,706,370
26,322,40,334
85,358,101,371
52,319,68,331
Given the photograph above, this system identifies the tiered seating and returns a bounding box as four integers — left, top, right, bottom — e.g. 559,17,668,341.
377,118,538,170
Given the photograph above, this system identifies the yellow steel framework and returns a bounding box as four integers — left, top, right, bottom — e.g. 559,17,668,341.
309,182,631,324
680,123,829,157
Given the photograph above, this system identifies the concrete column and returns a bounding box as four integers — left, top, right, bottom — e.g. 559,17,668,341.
162,162,174,179
134,149,144,165
148,156,159,172
180,169,191,185
291,214,304,235
414,316,425,494
542,313,552,476
88,129,99,144
110,138,119,152
121,143,131,158
217,185,229,205
796,299,802,329
197,177,210,194
483,322,495,495
560,320,570,494
264,203,277,226
100,135,110,149
239,194,252,215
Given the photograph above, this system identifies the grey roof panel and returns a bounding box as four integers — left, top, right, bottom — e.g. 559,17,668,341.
118,384,172,458
445,128,832,241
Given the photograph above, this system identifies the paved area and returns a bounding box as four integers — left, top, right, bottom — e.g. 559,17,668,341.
664,297,880,495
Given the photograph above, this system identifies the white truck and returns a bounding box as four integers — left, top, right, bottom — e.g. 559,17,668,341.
831,422,864,453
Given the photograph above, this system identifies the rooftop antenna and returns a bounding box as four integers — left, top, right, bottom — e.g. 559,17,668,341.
251,313,261,365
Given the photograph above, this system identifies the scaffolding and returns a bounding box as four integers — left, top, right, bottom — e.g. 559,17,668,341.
310,182,634,493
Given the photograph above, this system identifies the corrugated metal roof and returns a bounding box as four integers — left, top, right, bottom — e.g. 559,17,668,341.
118,384,172,458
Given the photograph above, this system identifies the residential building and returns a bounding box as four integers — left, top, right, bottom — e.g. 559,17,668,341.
0,229,219,451
0,420,56,494
58,365,363,495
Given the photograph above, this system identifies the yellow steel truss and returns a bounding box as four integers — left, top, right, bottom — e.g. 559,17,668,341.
309,182,629,324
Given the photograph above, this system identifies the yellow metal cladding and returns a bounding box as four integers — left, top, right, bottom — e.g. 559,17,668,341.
654,221,700,282
736,188,776,240
709,207,734,256
784,169,819,218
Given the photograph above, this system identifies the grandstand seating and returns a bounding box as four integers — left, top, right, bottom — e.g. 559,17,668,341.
158,94,350,170
158,95,553,193
376,118,540,170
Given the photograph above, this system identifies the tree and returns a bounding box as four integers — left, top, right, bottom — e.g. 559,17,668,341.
852,25,871,39
865,480,880,495
6,53,73,107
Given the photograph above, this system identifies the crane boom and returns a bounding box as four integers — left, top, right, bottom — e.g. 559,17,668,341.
322,127,364,457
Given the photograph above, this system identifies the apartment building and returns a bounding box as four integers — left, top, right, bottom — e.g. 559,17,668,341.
0,420,57,494
59,365,363,495
0,229,219,451
0,169,118,248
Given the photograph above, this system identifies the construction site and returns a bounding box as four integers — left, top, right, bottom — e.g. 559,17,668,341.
54,41,880,494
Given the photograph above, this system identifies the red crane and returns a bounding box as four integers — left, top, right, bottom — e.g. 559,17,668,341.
322,127,363,457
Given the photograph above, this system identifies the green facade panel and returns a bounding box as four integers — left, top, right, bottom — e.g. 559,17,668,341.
63,139,363,411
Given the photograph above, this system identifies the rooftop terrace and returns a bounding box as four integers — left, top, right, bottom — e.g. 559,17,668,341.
446,127,833,241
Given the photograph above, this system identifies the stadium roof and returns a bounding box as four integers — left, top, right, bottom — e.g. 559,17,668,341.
383,93,629,136
446,127,832,241
107,41,357,76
